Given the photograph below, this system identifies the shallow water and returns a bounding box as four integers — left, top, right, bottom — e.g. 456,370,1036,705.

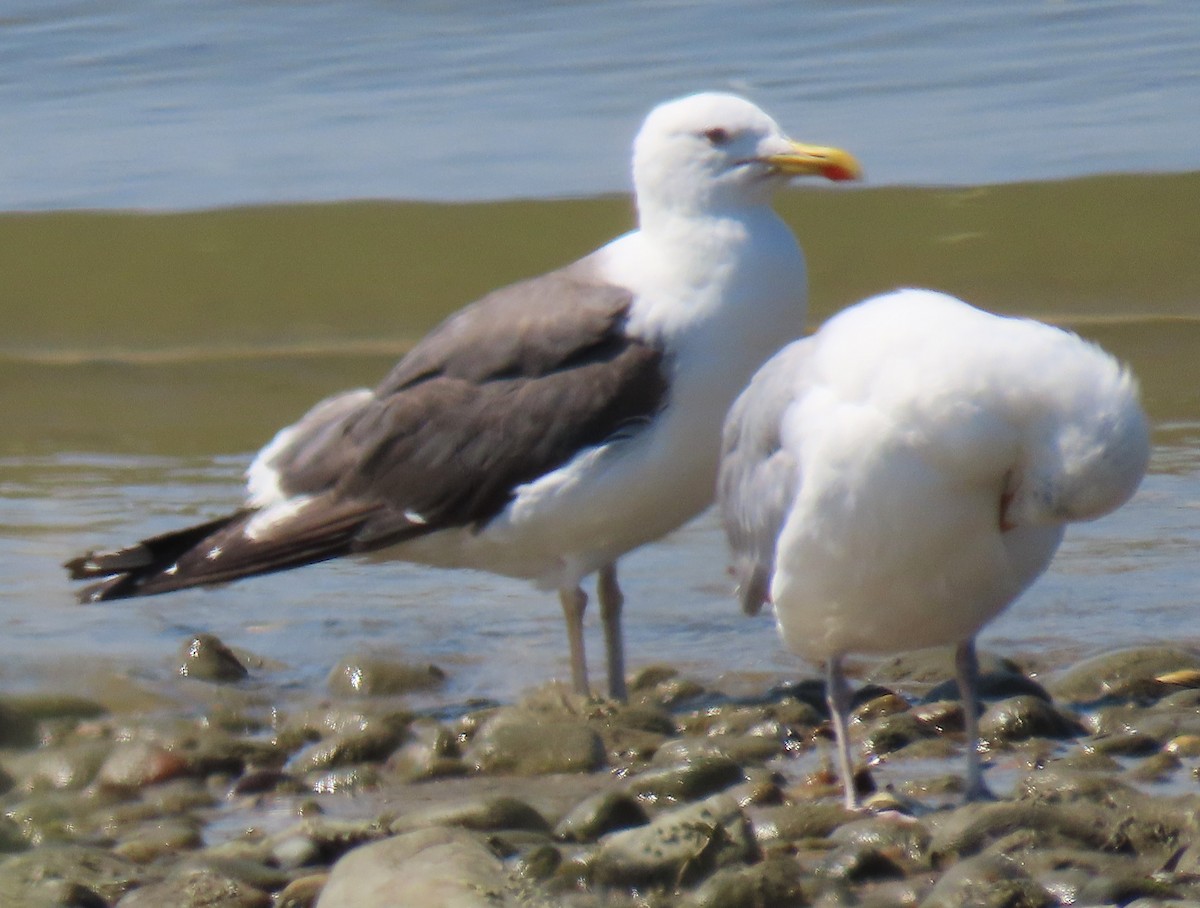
2,1,1199,705
3,179,1199,705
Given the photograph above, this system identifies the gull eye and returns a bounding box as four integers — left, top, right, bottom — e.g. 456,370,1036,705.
703,127,732,147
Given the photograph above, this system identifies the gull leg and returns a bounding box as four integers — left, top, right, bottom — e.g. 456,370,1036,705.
955,637,994,801
826,655,860,810
597,562,627,702
558,586,590,696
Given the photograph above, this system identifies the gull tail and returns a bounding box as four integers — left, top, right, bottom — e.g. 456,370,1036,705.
64,499,378,602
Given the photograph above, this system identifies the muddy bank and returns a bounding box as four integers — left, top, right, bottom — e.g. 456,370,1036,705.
0,640,1198,907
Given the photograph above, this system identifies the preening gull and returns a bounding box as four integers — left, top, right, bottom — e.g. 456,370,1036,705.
66,92,861,701
718,288,1150,807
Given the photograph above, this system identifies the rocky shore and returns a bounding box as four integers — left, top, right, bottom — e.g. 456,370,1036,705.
1,637,1198,907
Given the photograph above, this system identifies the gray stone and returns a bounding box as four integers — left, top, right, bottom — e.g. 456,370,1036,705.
465,719,604,775
177,634,249,683
979,695,1082,744
553,790,648,843
315,828,512,908
621,754,744,806
590,792,756,888
115,866,270,907
327,654,446,697
868,647,1022,686
1046,646,1200,703
391,795,550,835
920,852,1054,908
0,845,140,905
684,856,807,908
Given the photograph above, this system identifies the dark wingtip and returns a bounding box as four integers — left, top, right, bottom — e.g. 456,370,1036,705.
64,545,154,580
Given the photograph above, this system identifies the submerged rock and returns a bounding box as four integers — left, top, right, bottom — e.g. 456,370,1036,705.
327,655,446,697
177,634,249,683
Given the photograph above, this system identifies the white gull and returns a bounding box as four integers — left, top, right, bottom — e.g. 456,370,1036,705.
719,288,1150,805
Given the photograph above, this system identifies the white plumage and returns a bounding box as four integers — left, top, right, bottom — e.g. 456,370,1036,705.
719,288,1150,806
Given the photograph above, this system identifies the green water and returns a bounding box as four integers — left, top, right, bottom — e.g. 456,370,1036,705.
1,178,1197,702
4,174,1198,458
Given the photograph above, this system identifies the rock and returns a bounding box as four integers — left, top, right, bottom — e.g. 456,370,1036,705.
275,873,327,908
590,792,756,888
112,819,203,862
465,718,604,775
177,634,249,683
315,828,512,908
621,754,744,806
750,802,857,846
510,844,560,882
868,647,1021,686
1088,730,1163,756
391,795,550,836
927,801,1112,862
5,741,112,792
852,692,911,722
862,711,934,756
0,695,107,749
684,855,808,907
265,817,389,868
305,765,381,794
327,655,446,697
828,813,932,868
979,695,1082,744
289,726,408,774
553,790,647,843
1046,646,1200,703
97,741,192,789
1166,734,1200,756
816,841,906,882
920,852,1054,908
924,670,1052,704
0,845,140,905
115,866,270,907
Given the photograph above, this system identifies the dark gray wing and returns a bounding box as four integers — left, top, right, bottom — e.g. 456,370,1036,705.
68,262,670,600
278,260,669,534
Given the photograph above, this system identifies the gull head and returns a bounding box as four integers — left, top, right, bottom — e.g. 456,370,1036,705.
1004,348,1150,529
632,92,861,219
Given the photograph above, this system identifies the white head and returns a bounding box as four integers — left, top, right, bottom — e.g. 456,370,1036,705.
631,92,860,221
1004,345,1150,529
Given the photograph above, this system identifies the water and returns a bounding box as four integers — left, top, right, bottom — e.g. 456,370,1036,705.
3,0,1200,210
1,1,1199,707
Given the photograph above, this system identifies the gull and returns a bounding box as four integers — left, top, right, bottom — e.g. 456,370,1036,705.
66,92,861,701
718,288,1149,805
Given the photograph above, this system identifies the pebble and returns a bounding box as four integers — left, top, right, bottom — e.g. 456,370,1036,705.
0,645,1198,906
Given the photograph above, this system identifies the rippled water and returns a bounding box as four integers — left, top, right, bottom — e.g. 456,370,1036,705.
2,1,1199,705
4,0,1200,209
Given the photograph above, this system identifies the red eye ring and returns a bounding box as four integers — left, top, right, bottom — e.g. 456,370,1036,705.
703,128,732,146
